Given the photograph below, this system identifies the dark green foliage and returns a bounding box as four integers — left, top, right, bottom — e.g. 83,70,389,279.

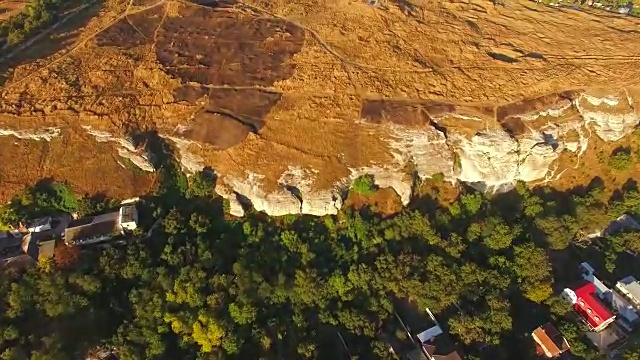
350,175,376,196
483,216,519,250
535,215,577,250
512,243,553,302
30,180,80,214
187,170,216,198
0,180,81,226
4,166,640,359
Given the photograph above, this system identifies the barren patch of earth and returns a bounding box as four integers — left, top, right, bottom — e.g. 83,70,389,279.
156,7,304,86
344,187,404,217
174,87,282,149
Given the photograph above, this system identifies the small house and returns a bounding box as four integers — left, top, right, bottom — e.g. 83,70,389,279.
64,205,138,246
615,276,640,311
579,263,639,327
398,308,463,360
532,323,570,358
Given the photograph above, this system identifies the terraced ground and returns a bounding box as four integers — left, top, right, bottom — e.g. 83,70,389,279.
0,0,639,211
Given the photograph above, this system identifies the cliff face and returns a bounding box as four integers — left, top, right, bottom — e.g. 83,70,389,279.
174,89,640,216
1,0,640,213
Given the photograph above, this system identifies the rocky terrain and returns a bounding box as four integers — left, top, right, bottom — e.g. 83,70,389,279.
1,0,640,216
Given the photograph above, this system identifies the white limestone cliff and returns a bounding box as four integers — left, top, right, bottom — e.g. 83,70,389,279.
82,126,155,172
77,89,640,217
278,166,343,216
384,123,456,181
0,127,60,141
160,135,205,174
575,93,639,141
224,172,302,217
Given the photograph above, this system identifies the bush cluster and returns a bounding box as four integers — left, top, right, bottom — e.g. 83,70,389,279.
0,0,69,46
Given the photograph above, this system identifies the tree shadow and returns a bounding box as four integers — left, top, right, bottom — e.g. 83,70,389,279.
488,188,524,223
609,178,638,204
133,130,188,212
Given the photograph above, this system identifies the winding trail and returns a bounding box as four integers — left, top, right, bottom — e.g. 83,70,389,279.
0,2,98,64
2,0,167,93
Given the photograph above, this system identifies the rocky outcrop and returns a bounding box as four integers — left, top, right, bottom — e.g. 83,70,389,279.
0,127,60,141
154,89,640,217
575,92,638,142
278,166,343,216
384,122,456,181
223,172,302,217
160,135,206,174
58,90,640,217
82,126,155,172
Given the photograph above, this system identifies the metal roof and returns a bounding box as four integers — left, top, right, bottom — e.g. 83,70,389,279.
573,281,615,330
609,291,639,323
618,276,640,302
64,212,120,244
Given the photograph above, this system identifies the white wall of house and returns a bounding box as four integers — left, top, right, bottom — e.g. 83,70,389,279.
118,206,138,231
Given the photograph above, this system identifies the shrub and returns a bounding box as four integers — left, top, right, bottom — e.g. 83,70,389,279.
431,172,445,183
351,175,376,196
32,181,80,213
609,149,633,171
187,170,216,198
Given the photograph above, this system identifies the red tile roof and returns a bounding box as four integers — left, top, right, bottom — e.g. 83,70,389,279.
573,281,614,330
532,323,570,358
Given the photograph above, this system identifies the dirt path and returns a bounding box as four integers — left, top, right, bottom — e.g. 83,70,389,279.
0,1,98,63
2,0,167,94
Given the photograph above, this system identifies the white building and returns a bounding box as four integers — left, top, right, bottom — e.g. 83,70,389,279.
579,262,639,325
64,206,138,246
119,205,138,231
616,276,640,311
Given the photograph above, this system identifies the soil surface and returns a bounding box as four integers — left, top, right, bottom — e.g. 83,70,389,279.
156,8,304,86
0,127,154,202
1,0,640,201
345,187,404,218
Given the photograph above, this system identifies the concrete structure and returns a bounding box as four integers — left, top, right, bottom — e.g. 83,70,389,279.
580,262,639,325
616,276,640,311
0,231,26,266
608,290,638,325
64,205,138,246
118,205,138,231
585,327,623,351
532,323,570,358
25,216,53,233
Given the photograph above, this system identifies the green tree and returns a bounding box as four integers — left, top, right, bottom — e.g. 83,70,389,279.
483,217,520,250
535,215,577,250
188,171,216,198
513,243,553,303
350,175,376,196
